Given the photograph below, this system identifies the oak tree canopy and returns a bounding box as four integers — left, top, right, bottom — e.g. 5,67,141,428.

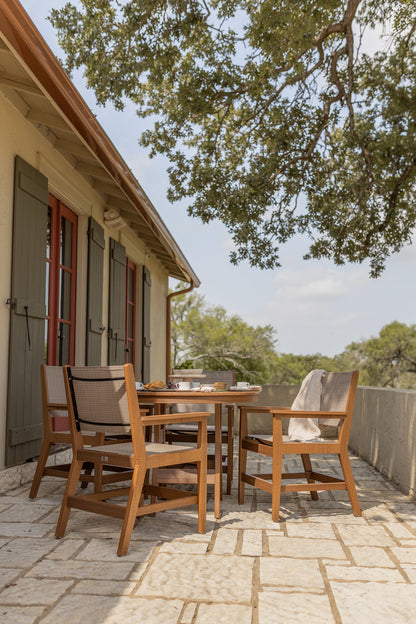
50,0,416,276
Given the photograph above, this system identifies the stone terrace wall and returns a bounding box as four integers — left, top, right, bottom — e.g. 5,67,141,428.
350,385,416,499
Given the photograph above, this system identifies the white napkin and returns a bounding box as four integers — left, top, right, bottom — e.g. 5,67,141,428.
200,385,215,392
288,369,326,441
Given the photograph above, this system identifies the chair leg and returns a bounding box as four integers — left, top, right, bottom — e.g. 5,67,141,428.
55,456,83,538
271,416,284,522
93,460,103,493
117,465,147,556
197,457,207,534
301,453,319,501
238,408,248,505
226,405,234,495
29,439,52,499
81,462,93,489
339,452,362,516
271,446,283,522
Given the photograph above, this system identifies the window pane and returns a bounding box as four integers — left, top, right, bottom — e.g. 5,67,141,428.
59,269,71,321
126,342,133,364
128,267,134,301
58,323,70,366
44,321,49,363
46,208,51,260
60,217,72,268
45,262,50,316
128,304,134,339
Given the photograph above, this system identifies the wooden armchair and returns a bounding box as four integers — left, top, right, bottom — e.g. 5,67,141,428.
29,364,133,499
55,364,208,556
238,371,361,520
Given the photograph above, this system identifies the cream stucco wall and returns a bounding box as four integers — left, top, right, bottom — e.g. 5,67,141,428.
0,91,169,470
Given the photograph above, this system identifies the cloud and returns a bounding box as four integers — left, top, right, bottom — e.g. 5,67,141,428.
272,266,367,303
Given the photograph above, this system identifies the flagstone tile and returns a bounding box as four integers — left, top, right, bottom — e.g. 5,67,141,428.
74,538,157,562
400,565,416,583
212,529,239,554
258,591,335,624
337,525,396,547
326,565,404,582
40,595,183,624
136,553,254,602
390,547,416,565
260,557,324,588
0,605,45,624
0,537,57,567
0,577,73,605
285,523,337,540
195,602,252,623
0,568,21,589
25,558,135,581
349,546,395,568
0,523,51,538
159,541,208,554
330,581,416,624
241,529,263,556
268,536,345,559
0,502,58,523
72,580,136,596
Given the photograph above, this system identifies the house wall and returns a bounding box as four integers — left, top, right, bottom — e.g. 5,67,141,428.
0,91,169,471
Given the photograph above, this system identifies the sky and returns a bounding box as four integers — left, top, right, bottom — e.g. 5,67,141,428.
18,0,416,357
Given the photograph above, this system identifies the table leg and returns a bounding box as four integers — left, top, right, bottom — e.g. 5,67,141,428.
151,403,165,508
214,403,222,519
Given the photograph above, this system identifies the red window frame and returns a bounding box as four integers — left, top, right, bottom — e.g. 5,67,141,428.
125,258,136,366
46,194,77,366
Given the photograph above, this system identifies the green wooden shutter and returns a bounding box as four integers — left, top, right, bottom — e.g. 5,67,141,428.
86,217,105,365
108,238,126,365
6,156,48,465
142,266,152,383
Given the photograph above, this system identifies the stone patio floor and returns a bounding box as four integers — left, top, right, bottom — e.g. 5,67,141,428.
0,446,416,624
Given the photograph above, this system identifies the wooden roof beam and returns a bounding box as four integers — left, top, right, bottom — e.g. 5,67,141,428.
77,161,113,182
55,138,97,162
94,181,127,200
0,71,42,95
26,109,70,131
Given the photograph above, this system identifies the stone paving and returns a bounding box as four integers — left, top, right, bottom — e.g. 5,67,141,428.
0,447,416,624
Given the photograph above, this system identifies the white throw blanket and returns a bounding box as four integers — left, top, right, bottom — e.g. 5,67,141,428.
288,369,326,441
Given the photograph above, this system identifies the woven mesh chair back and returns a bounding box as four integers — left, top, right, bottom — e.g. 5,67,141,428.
43,365,68,421
320,372,353,412
67,365,131,434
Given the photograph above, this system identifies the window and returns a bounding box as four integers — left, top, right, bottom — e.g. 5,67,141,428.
125,258,136,365
45,195,77,365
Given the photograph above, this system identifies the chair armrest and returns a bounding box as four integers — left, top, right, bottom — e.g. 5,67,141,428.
270,409,347,418
141,412,210,426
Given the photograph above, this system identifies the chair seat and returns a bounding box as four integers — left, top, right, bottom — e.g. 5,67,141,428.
90,441,195,456
248,434,338,444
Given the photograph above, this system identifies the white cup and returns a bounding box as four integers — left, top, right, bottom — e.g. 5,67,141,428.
135,382,145,390
177,381,191,390
236,381,250,389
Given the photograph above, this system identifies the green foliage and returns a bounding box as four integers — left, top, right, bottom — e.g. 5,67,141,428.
170,284,278,383
270,353,344,385
171,281,416,388
50,0,416,276
342,321,416,388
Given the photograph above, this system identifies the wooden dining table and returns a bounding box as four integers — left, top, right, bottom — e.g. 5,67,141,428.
137,388,261,518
